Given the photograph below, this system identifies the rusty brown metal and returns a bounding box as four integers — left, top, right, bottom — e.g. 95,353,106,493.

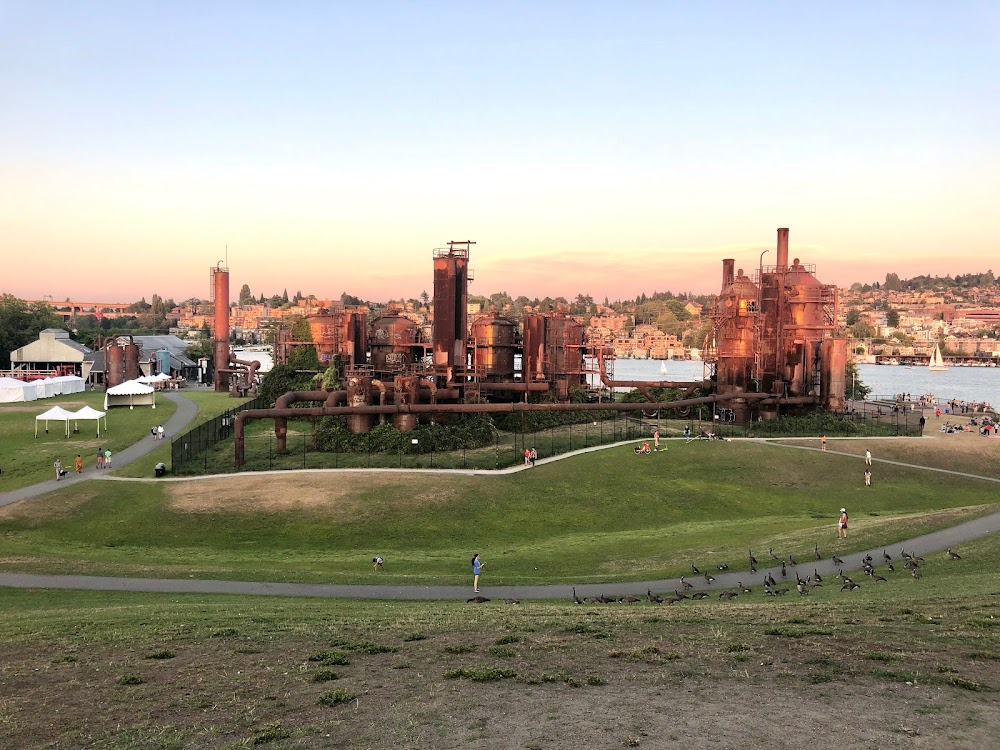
106,339,125,388
274,390,341,453
470,311,517,380
212,265,230,391
346,375,373,434
370,311,421,375
776,228,789,269
233,393,818,465
722,258,735,288
432,241,472,377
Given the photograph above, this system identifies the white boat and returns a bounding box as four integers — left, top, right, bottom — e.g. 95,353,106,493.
929,344,949,372
659,361,668,375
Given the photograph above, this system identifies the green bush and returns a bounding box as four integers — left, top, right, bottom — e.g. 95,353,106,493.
314,414,496,454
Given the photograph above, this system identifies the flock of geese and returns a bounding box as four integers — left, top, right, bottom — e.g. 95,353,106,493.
558,545,963,605
465,546,965,603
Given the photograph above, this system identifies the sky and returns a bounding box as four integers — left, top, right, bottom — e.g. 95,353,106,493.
2,1,998,304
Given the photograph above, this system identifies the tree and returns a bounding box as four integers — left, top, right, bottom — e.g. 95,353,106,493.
239,284,254,305
150,294,166,318
420,290,429,307
849,321,875,340
0,294,62,368
287,317,320,370
845,360,871,401
845,308,861,326
885,307,900,327
282,289,289,304
883,273,902,291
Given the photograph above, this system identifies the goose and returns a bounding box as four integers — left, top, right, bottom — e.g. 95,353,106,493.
768,547,781,561
680,577,694,590
809,576,823,588
717,562,730,571
773,587,789,596
841,581,860,591
796,581,808,595
647,589,663,604
904,559,920,570
832,555,844,565
704,572,716,584
788,555,797,567
750,562,757,573
947,548,962,560
882,549,892,562
814,544,822,561
780,561,787,579
691,563,701,574
749,549,758,566
838,570,853,584
619,595,640,604
584,595,602,604
766,573,777,587
813,569,823,583
738,581,752,594
572,587,582,605
870,573,887,583
910,569,922,580
599,593,616,604
864,554,873,564
505,598,521,604
674,589,690,600
467,595,491,603
719,590,738,600
795,571,806,585
886,562,895,572
664,595,682,604
692,591,709,600
901,548,913,560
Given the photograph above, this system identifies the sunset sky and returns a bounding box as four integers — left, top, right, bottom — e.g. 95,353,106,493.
2,2,997,304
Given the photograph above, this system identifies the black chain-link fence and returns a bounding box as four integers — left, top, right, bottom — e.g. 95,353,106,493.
170,395,267,473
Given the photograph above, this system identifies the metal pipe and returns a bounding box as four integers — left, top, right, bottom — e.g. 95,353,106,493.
235,392,818,464
722,259,735,289
475,382,550,392
274,390,334,453
776,228,789,269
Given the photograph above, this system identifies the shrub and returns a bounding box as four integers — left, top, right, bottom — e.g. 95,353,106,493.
318,689,355,707
117,673,143,686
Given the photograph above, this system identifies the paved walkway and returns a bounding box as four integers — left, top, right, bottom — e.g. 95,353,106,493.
2,424,999,601
0,392,199,508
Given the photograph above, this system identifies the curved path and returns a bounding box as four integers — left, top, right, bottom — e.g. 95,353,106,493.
1,430,998,601
0,391,199,509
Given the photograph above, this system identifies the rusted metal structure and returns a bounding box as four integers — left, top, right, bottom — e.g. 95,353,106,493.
470,310,517,381
706,228,847,419
211,264,230,392
432,241,472,378
305,306,368,369
104,337,126,388
370,310,422,376
521,312,588,400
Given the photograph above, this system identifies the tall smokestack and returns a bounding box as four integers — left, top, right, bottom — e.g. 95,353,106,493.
212,264,230,391
776,228,789,269
722,259,735,289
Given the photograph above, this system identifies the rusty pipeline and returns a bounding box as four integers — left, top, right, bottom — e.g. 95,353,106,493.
274,390,344,453
233,392,817,465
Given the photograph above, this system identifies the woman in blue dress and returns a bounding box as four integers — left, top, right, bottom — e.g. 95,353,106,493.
472,553,485,592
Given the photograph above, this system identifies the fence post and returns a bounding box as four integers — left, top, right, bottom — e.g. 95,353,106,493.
303,435,306,469
269,433,273,470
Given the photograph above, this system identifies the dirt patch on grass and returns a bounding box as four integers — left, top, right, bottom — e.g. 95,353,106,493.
166,473,463,515
2,601,998,749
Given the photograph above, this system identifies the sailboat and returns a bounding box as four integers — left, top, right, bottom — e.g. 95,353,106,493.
928,344,948,372
659,361,669,376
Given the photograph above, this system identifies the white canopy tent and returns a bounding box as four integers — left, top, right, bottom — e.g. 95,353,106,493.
68,405,107,437
35,405,74,437
105,379,156,409
0,377,38,403
51,375,86,395
34,378,57,398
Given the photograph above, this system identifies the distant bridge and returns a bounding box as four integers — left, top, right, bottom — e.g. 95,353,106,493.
29,300,133,320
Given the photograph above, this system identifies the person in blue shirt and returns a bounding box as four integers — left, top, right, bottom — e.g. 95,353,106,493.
472,553,485,592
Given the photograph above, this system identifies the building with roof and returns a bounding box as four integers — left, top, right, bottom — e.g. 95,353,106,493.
82,335,200,385
9,329,91,377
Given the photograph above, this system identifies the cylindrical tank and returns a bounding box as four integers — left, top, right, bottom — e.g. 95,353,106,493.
212,265,230,391
470,313,517,380
821,338,848,412
549,315,585,378
344,311,367,367
521,314,547,383
432,243,470,372
346,375,372,434
124,343,141,381
308,314,339,367
370,312,419,374
156,349,171,377
714,269,759,413
107,344,125,388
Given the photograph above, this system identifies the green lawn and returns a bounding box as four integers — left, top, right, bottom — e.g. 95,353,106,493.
2,440,997,585
0,391,176,493
112,389,251,478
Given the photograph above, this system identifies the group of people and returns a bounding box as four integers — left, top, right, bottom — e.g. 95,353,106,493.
522,447,537,466
54,448,112,480
150,424,165,441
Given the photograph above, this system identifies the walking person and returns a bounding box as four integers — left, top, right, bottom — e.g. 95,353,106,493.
74,454,83,474
653,429,661,451
157,424,165,442
96,449,103,469
529,447,537,467
864,468,872,487
54,458,63,481
372,555,384,572
524,448,531,466
838,508,849,538
104,448,112,469
472,553,485,592
821,435,827,451
864,449,872,466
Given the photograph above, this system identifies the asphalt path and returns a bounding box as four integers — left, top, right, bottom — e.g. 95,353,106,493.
1,427,998,601
0,391,199,509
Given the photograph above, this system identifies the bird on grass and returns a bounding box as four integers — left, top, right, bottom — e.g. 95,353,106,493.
769,547,781,561
911,569,923,580
704,571,716,584
788,555,797,567
904,559,920,570
832,554,844,565
467,595,491,603
814,544,822,561
717,562,730,571
780,561,787,579
750,561,757,573
572,587,582,605
947,548,962,560
796,581,808,595
647,589,663,604
841,581,860,591
738,582,752,594
719,590,738,600
766,573,777,587
505,598,521,604
749,549,758,566
674,589,690,600
691,563,701,574
680,576,693,590
886,562,895,572
883,549,892,563
691,591,709,600
584,595,602,604
813,569,823,583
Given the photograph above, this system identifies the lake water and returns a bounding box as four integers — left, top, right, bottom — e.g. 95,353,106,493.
590,358,999,409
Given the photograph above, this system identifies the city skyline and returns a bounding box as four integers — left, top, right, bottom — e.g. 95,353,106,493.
3,3,998,303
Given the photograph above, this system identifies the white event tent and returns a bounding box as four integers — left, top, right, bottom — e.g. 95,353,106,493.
35,405,74,437
105,379,156,409
68,405,107,437
0,377,38,403
51,375,86,395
